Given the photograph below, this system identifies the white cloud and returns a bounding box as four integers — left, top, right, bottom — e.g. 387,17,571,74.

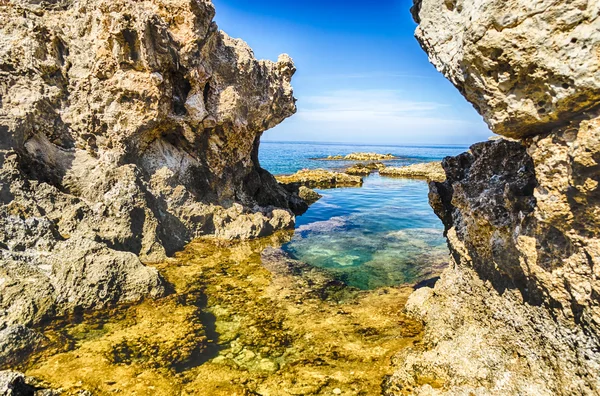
295,89,474,127
264,89,492,145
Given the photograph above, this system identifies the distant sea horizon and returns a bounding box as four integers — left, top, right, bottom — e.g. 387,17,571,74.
261,139,473,149
259,140,469,176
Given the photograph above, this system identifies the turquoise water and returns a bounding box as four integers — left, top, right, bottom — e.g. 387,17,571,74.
259,141,468,290
259,141,467,175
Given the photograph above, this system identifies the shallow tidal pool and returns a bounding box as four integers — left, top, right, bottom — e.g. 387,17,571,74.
21,235,425,395
283,174,448,290
16,143,460,395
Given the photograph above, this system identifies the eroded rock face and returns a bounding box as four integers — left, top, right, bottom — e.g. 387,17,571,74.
0,0,303,363
414,0,600,137
387,1,600,394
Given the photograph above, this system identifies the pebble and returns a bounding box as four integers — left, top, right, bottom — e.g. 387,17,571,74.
333,388,342,395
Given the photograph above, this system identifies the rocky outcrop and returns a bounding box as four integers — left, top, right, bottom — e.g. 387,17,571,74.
318,153,397,161
345,162,385,176
297,186,322,205
380,161,444,182
412,0,600,138
0,370,61,395
386,1,600,395
0,326,47,369
276,169,363,189
0,0,303,365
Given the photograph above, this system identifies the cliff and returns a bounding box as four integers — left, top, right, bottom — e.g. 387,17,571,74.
0,0,303,363
386,1,600,394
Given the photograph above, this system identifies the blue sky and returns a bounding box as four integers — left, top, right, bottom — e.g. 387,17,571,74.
212,0,492,145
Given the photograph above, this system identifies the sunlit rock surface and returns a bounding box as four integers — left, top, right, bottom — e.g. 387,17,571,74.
385,1,600,394
0,0,304,363
412,0,600,138
276,169,363,189
345,162,385,176
380,161,445,182
297,185,322,205
320,153,397,161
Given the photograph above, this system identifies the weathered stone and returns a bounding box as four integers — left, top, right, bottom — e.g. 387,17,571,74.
0,0,303,364
413,0,600,138
297,186,322,205
387,1,600,394
276,169,363,189
0,370,60,396
319,153,396,161
345,162,385,176
380,161,445,182
0,371,36,396
0,326,47,369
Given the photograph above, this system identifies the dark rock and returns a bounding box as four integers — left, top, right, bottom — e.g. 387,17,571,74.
0,326,47,369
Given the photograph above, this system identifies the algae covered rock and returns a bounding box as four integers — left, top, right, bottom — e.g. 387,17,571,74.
298,186,322,205
22,237,424,395
276,169,363,189
344,152,395,161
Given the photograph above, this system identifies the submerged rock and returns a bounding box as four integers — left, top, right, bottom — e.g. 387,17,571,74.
21,236,424,395
386,1,600,394
276,169,363,189
0,0,303,365
380,161,445,182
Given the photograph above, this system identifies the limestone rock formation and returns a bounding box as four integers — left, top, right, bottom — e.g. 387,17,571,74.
0,325,47,369
276,169,363,189
319,153,396,161
0,0,303,365
0,370,60,395
380,161,444,182
345,162,385,176
297,186,322,205
386,1,600,394
412,0,600,138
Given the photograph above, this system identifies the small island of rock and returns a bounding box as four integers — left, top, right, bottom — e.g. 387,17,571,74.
276,169,363,189
345,162,386,176
317,152,397,161
380,162,445,182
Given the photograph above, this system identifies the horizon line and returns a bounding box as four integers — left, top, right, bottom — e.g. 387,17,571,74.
260,139,474,147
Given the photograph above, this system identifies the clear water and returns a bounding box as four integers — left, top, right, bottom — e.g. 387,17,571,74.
259,141,467,175
259,141,469,290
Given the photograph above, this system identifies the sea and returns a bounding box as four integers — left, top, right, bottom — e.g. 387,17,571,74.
259,141,470,290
